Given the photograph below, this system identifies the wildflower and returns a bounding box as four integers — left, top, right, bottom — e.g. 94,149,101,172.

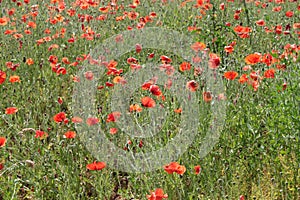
245,53,261,65
174,108,182,114
238,74,248,84
149,85,162,96
179,62,191,72
141,97,156,108
5,107,18,114
234,25,251,38
86,117,99,126
186,80,198,92
0,137,7,147
106,112,121,123
255,19,265,26
35,130,48,139
0,71,6,84
224,71,238,80
84,71,94,80
9,75,21,83
203,91,212,102
72,116,83,123
109,128,118,135
264,68,275,78
64,131,76,139
86,161,106,170
129,104,143,112
147,188,168,200
164,162,186,175
160,55,172,64
194,165,201,174
224,45,234,53
209,53,221,69
191,42,206,52
136,44,142,53
53,112,67,123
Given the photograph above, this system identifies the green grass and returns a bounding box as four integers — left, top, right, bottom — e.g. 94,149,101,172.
0,0,299,199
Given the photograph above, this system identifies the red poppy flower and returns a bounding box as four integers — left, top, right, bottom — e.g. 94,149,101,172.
163,162,186,175
0,137,7,147
128,11,139,20
148,53,155,59
264,68,275,78
5,107,18,114
242,65,252,71
261,53,276,66
105,82,114,87
194,165,201,175
160,55,172,64
142,82,152,90
203,91,212,102
249,80,259,91
0,163,3,170
0,70,6,84
141,96,156,108
84,71,94,80
149,85,162,96
234,25,252,38
209,53,221,69
250,71,260,81
6,61,20,71
86,117,99,126
86,161,106,170
48,55,58,64
275,25,282,34
64,131,76,139
191,41,206,52
106,112,121,122
130,64,141,71
26,58,34,65
282,82,287,91
238,74,248,84
136,43,142,53
245,53,261,65
127,57,138,64
61,57,70,65
285,11,293,18
35,130,48,139
113,76,126,85
255,19,265,26
174,108,182,114
99,6,110,13
57,97,63,105
186,80,198,92
9,75,20,83
129,104,143,112
224,71,238,80
0,17,9,26
293,23,300,29
147,188,168,200
109,128,118,135
72,116,83,123
139,140,143,148
179,62,191,72
53,112,66,123
224,45,234,53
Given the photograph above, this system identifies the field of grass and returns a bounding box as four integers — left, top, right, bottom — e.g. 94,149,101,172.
0,0,299,199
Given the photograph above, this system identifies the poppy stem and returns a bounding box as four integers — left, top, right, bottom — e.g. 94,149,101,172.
242,0,252,45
